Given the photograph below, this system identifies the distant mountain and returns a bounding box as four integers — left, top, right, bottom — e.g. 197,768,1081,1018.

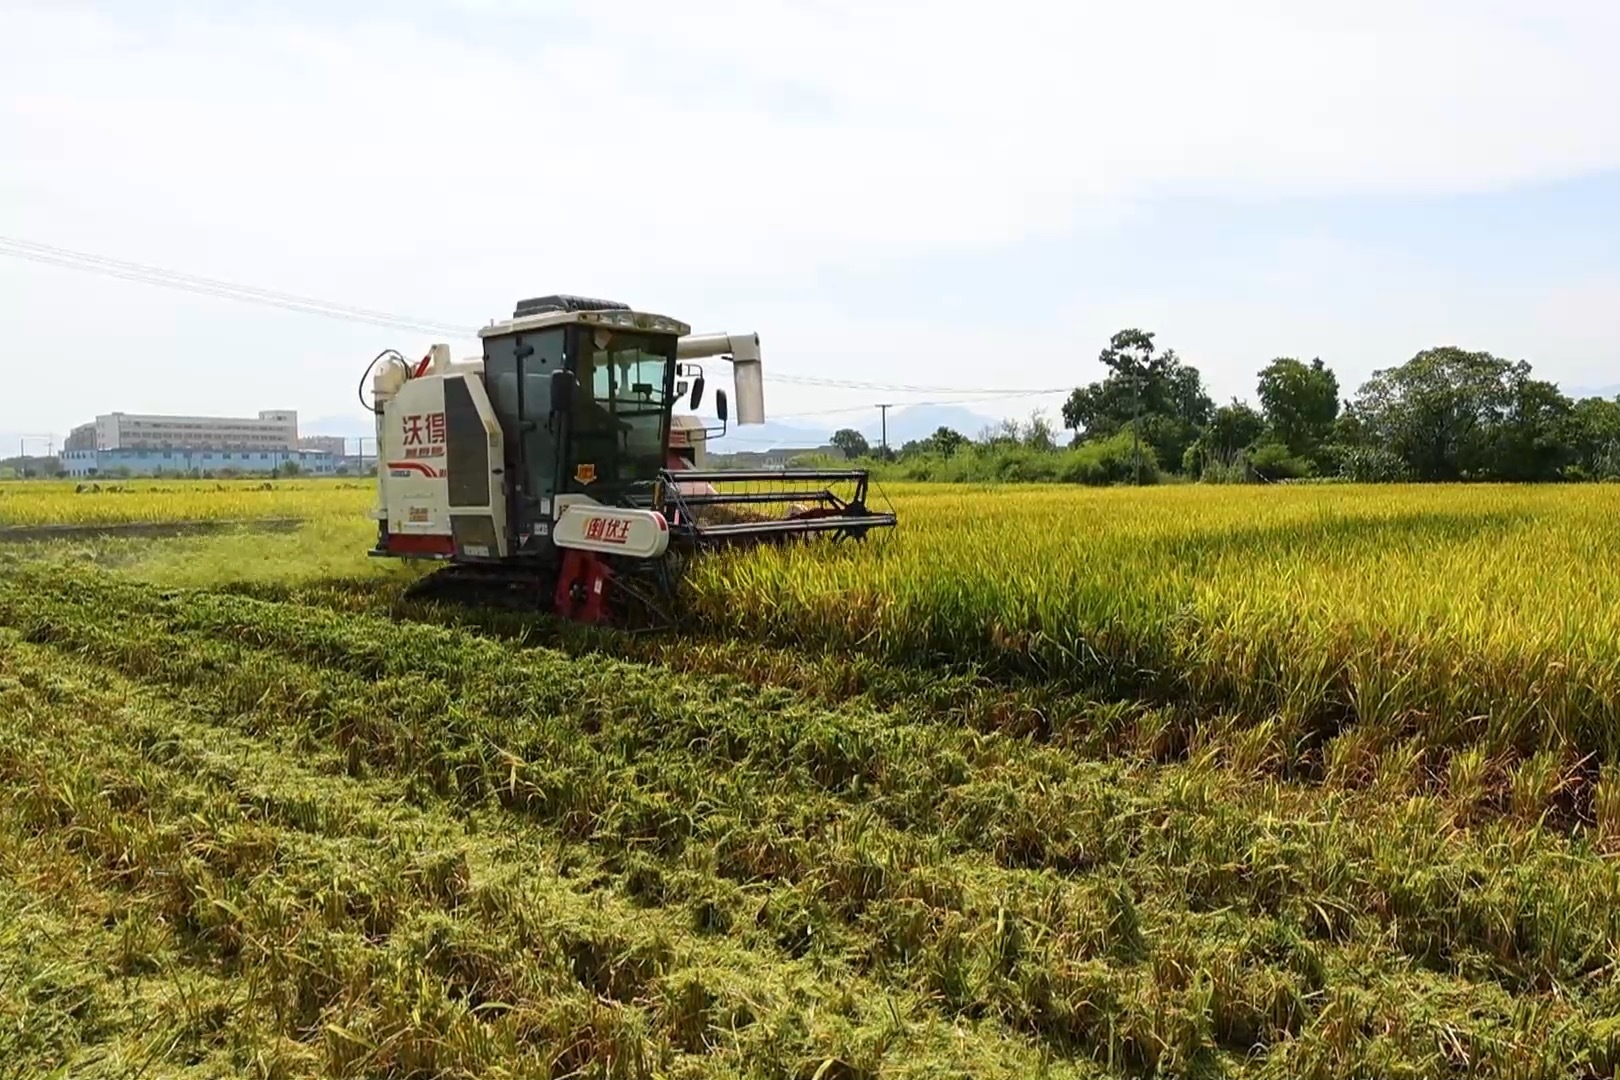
706,403,1005,453
866,404,1003,446
716,421,838,448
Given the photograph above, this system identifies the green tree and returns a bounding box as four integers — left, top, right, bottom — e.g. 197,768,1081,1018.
1157,357,1216,430
1352,347,1516,480
1021,411,1059,452
926,426,967,458
1349,347,1581,481
1062,329,1213,478
1135,411,1204,477
1183,401,1266,478
1484,372,1572,481
1060,380,1131,440
1204,401,1265,455
1063,329,1158,440
1314,409,1372,477
1257,357,1340,458
1563,397,1620,478
979,418,1022,448
829,428,870,460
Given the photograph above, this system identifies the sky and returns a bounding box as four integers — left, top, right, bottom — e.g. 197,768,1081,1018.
3,0,1618,452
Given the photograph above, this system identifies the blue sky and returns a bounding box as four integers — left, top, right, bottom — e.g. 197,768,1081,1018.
2,0,1617,450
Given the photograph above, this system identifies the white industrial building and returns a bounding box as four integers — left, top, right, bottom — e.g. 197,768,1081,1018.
92,410,298,451
297,434,349,456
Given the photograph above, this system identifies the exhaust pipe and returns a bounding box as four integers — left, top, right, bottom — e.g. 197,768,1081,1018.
678,332,764,425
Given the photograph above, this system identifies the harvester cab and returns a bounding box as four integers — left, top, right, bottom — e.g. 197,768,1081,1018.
365,294,895,626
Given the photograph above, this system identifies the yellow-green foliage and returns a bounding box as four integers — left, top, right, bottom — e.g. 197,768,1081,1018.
7,479,1620,1078
0,478,369,527
689,482,1620,758
7,478,1619,759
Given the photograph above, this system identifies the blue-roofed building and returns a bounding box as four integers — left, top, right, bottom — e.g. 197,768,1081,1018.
61,446,341,477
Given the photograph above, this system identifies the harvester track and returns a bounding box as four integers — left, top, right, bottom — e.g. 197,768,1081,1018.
401,561,554,613
401,554,686,632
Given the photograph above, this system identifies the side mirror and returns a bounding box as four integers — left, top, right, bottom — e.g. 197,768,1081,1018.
549,369,577,413
690,375,706,410
715,389,728,425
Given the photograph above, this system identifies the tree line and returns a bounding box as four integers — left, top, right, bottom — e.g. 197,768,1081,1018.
829,330,1620,484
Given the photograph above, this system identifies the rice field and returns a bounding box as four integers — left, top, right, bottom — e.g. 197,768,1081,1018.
3,477,1619,1079
690,483,1620,760
0,478,368,529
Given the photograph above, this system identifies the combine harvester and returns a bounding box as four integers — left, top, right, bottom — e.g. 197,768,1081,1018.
364,294,895,627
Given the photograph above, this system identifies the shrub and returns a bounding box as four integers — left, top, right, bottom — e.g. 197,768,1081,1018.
1336,446,1410,483
1248,442,1313,482
871,432,1157,486
1059,431,1157,485
1187,446,1254,485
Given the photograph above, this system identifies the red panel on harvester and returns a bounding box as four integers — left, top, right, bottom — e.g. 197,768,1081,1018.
386,533,457,556
554,550,612,623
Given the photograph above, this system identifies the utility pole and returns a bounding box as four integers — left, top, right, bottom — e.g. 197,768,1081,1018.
17,435,54,478
1131,371,1142,485
877,403,892,460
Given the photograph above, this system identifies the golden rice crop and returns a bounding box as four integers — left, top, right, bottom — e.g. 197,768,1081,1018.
0,477,370,527
688,482,1620,759
9,476,1618,759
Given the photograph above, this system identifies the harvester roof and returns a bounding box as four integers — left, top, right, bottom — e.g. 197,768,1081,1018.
478,294,690,340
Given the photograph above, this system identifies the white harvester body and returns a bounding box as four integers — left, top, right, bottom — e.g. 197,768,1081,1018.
363,292,893,626
369,311,761,563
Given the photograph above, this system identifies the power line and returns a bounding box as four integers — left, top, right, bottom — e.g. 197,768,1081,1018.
766,390,1064,423
768,372,1068,395
0,235,1072,398
716,390,1067,447
15,435,55,460
0,236,475,338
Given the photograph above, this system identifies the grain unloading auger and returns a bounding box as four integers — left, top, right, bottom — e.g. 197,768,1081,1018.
364,294,895,627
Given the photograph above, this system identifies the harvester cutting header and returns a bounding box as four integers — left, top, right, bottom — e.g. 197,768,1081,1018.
364,294,895,626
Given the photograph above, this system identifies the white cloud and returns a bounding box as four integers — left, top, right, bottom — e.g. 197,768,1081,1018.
8,1,1619,266
1,0,1617,433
